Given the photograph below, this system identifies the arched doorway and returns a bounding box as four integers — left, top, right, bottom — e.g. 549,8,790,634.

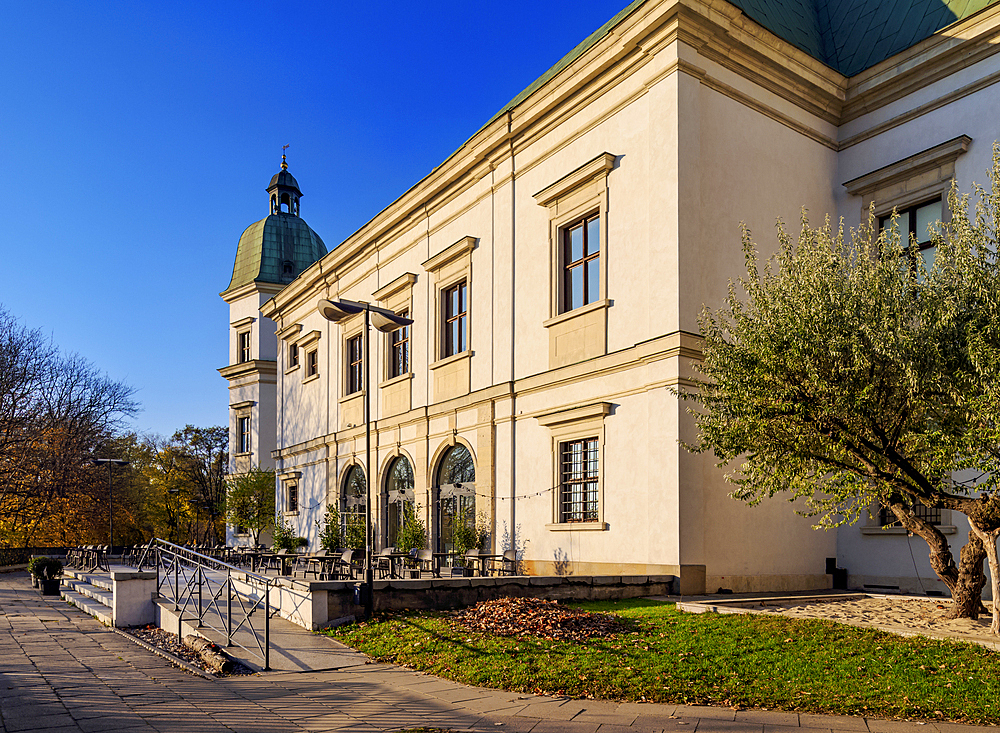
435,444,476,553
341,465,366,550
384,456,414,548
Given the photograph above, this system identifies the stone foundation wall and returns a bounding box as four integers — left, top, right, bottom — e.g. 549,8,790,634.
322,574,675,625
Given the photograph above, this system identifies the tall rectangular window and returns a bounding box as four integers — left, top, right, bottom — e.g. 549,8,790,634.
236,416,251,454
879,198,942,272
237,331,251,363
562,214,600,313
559,438,599,523
389,311,410,378
287,483,298,513
443,281,467,357
347,334,363,394
288,342,299,369
306,349,318,377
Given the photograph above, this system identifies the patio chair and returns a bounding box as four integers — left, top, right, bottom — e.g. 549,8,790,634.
335,549,363,580
490,550,518,576
265,548,287,573
412,549,437,578
375,547,396,579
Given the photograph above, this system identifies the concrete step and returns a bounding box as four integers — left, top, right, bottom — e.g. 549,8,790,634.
65,568,113,592
62,588,113,626
62,577,113,608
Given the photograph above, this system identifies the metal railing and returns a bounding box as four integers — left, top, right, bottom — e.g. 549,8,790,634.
137,538,274,670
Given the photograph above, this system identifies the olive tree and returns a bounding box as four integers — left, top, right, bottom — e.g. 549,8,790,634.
685,146,1000,625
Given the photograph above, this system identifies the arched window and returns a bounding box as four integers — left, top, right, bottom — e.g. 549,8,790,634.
341,465,367,549
435,444,475,553
280,192,291,213
384,456,414,548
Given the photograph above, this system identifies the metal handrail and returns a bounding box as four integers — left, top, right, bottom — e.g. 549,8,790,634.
139,538,274,670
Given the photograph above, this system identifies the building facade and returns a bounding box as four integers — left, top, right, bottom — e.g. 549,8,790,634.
222,0,1000,595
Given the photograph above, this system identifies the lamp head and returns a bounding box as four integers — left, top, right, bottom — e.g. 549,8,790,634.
371,310,414,333
318,299,364,322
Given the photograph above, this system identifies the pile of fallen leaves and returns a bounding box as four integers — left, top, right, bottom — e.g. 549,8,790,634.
454,597,628,642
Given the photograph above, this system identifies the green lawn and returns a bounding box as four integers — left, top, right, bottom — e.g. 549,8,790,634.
325,599,1000,724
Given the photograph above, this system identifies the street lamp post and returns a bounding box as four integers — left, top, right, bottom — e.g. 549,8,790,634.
88,458,130,552
319,298,413,619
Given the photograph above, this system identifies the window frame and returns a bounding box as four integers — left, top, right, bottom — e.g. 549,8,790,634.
388,310,410,380
346,333,363,395
235,415,251,455
558,437,600,523
287,482,298,514
561,213,601,314
536,401,610,531
306,349,319,378
288,342,299,370
877,197,943,270
237,330,251,364
442,280,468,358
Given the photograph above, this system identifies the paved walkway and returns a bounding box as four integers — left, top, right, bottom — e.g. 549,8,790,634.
0,574,994,733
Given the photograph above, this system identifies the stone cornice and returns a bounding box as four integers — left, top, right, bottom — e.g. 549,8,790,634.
372,272,418,302
842,135,972,196
257,0,1000,324
218,360,278,381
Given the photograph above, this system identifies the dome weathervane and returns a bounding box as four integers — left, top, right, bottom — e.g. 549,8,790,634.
281,144,289,170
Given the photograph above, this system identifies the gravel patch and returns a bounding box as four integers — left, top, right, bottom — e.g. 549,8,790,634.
128,624,255,676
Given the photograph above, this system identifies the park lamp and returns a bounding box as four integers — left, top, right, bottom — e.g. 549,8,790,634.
318,298,414,618
87,458,130,553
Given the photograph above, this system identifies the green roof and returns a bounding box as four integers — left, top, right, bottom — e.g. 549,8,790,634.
727,0,996,76
223,214,327,295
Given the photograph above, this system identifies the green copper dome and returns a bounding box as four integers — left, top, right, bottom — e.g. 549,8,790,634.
222,158,327,296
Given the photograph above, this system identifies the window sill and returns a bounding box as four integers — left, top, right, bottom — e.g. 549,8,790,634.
546,521,608,532
339,390,366,404
860,525,957,535
302,372,320,384
380,372,413,389
430,350,473,371
234,451,252,458
285,364,300,375
283,511,299,517
543,298,610,329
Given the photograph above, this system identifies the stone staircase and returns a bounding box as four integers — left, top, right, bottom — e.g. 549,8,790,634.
59,566,157,628
62,568,116,625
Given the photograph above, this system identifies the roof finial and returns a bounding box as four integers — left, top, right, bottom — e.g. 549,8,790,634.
281,144,289,170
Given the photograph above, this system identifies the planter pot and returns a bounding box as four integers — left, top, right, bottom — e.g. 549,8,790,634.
40,579,60,596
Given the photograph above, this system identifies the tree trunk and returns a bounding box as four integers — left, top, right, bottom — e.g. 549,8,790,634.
968,522,1000,634
887,497,987,618
952,530,988,619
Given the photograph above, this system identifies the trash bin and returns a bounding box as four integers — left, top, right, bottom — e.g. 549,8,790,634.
353,582,371,607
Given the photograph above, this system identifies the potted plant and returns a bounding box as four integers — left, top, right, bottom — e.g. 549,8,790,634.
316,505,343,552
30,557,63,596
26,556,43,588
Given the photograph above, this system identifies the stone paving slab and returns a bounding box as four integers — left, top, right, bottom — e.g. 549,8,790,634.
0,572,995,733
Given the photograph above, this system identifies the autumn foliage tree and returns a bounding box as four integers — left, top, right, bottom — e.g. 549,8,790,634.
0,307,139,547
685,146,1000,626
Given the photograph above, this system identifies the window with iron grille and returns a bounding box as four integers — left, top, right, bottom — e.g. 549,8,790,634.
879,503,941,527
559,438,599,523
237,330,251,363
347,334,363,394
389,311,409,378
236,416,251,454
443,281,467,357
562,214,600,313
287,483,298,513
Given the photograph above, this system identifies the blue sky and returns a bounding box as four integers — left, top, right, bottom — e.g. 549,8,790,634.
1,0,630,439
